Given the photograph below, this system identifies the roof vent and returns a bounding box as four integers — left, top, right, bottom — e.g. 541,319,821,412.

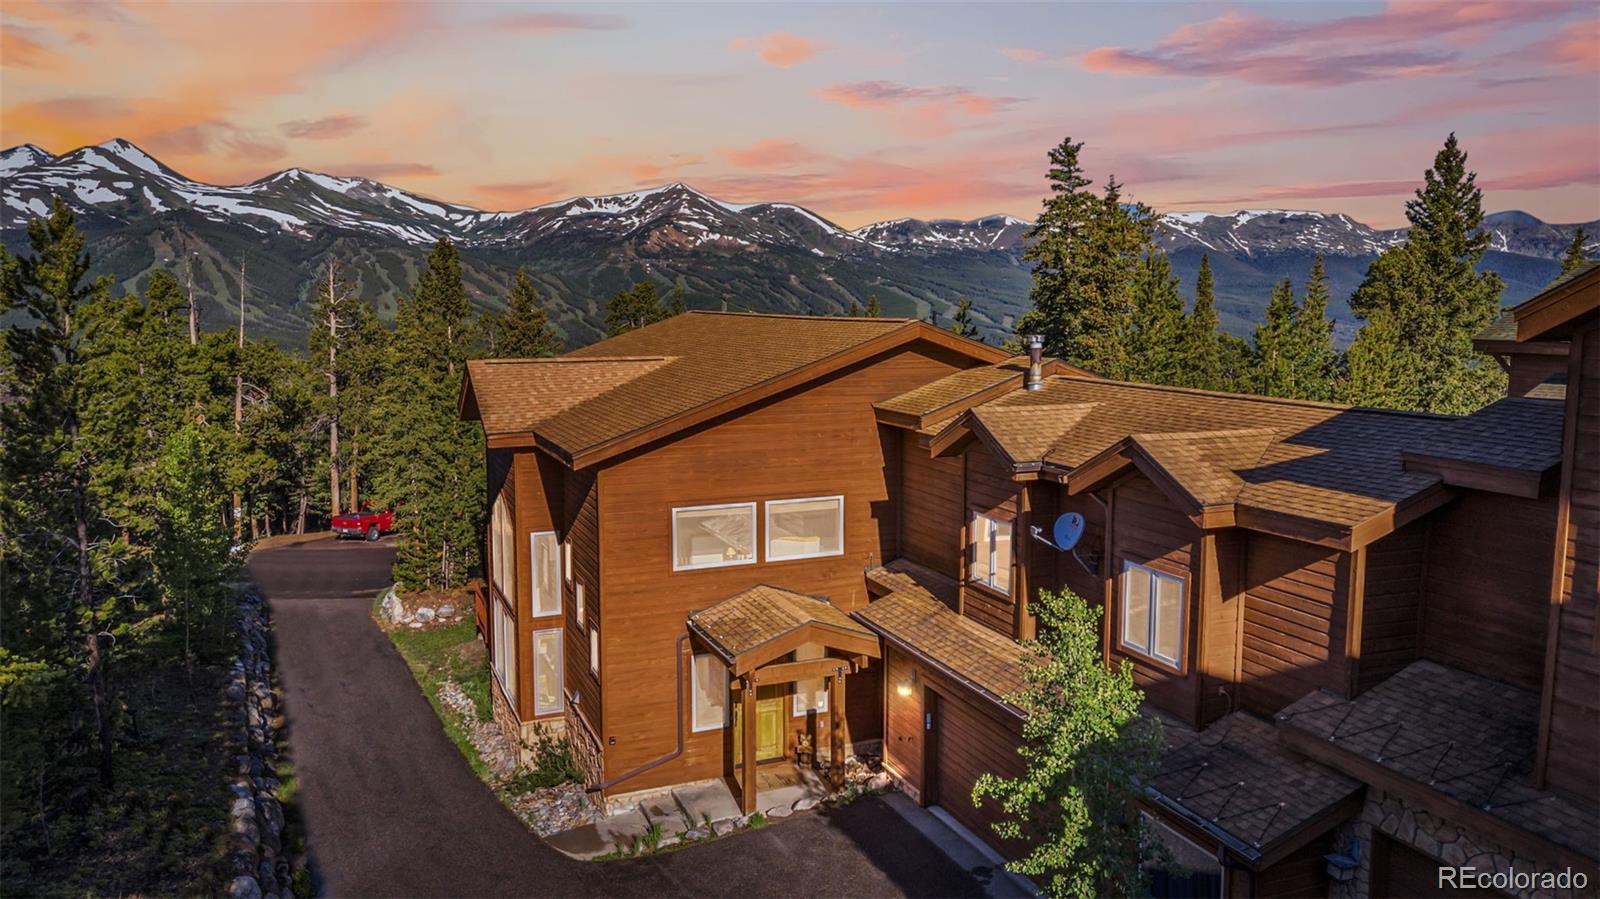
1025,334,1044,391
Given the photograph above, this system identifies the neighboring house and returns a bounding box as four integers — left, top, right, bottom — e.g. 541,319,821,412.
461,271,1597,897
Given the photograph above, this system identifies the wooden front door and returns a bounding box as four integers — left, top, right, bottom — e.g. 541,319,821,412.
733,688,786,765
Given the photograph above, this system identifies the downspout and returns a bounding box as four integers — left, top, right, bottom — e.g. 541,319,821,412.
586,634,690,795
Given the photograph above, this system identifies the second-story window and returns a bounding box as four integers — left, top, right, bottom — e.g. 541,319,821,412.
1121,561,1185,668
766,496,844,561
531,531,560,616
969,511,1013,594
491,493,514,600
673,502,756,571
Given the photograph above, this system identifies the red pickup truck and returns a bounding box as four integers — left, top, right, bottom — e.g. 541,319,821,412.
332,505,395,541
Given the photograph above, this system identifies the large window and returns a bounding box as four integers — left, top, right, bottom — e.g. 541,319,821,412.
672,503,757,571
531,531,559,616
969,512,1013,594
589,627,600,675
492,600,516,704
766,496,844,561
533,628,562,716
690,653,729,732
490,494,514,600
792,643,828,715
1122,561,1185,668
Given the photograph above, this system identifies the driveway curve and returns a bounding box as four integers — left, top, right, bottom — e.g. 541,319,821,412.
249,536,985,898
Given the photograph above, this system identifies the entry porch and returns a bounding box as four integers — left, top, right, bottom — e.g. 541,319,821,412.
687,584,882,814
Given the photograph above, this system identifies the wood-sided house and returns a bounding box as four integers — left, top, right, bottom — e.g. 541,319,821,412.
459,312,1008,812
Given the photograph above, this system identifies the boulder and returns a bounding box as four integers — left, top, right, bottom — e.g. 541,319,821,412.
227,875,262,899
415,607,436,623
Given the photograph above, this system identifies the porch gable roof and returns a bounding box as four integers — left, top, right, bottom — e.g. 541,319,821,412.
687,584,880,674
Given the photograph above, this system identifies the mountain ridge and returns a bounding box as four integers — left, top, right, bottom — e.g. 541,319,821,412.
3,139,1593,348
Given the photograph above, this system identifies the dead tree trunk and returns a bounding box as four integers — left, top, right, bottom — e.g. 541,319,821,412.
232,259,246,541
185,251,199,346
326,260,342,519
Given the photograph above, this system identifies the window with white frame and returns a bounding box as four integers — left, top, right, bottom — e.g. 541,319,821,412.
690,653,728,732
969,512,1013,593
574,582,585,628
563,542,572,582
672,503,756,570
532,628,562,716
1121,561,1185,668
589,627,600,675
766,496,844,561
492,600,516,704
490,494,514,600
531,531,559,616
792,643,828,715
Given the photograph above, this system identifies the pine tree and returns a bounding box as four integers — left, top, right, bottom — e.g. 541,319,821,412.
1252,278,1298,398
152,424,233,669
1342,305,1422,409
864,294,882,318
1176,254,1224,390
1015,137,1097,360
604,281,676,336
1344,133,1505,413
1559,227,1591,276
1287,255,1337,402
1125,249,1186,386
490,269,563,357
949,296,980,339
1049,175,1155,380
971,588,1162,898
847,299,863,317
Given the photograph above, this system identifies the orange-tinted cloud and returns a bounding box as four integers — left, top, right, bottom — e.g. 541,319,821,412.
1000,47,1043,62
497,12,626,32
816,81,1022,137
720,140,823,168
1,25,71,70
472,180,566,210
1532,18,1600,72
281,114,367,140
324,161,440,179
729,32,824,68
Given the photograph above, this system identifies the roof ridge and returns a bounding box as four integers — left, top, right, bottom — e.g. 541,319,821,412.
475,355,671,365
1044,374,1458,421
686,310,915,323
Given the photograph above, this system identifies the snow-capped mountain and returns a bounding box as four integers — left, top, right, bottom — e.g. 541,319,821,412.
3,139,1593,348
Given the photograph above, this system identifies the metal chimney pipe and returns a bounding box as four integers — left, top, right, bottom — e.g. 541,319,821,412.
1025,334,1044,391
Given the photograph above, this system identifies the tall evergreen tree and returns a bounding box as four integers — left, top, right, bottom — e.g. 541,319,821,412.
1559,227,1591,276
603,281,676,336
489,269,562,357
1343,133,1505,413
152,424,232,669
369,239,485,589
949,296,980,339
1176,254,1224,390
864,293,882,318
847,299,863,317
1287,255,1337,402
1125,249,1186,386
1015,137,1097,360
1252,278,1298,399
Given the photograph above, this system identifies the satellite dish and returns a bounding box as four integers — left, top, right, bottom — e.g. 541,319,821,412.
1052,512,1085,551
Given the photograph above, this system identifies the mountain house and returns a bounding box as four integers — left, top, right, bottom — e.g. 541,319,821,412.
460,272,1597,896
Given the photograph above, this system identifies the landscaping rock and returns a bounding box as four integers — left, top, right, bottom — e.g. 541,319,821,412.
793,797,820,812
438,604,456,618
227,875,262,899
415,607,436,623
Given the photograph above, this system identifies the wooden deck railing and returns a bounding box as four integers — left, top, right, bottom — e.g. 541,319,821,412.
471,580,488,638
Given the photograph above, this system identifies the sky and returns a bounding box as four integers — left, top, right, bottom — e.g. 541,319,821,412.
1,1,1596,229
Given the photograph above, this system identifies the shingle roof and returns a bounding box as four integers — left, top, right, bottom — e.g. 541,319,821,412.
1149,710,1361,862
1403,397,1564,473
864,559,959,607
852,587,1026,715
875,356,1087,427
461,357,671,436
1278,661,1599,864
688,584,875,663
1475,310,1518,344
943,376,1454,532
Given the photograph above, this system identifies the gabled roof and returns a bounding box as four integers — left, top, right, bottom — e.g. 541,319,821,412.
1508,261,1599,341
853,585,1026,717
874,356,1089,430
1401,396,1566,498
688,584,880,674
462,311,1007,465
929,376,1455,548
460,356,671,436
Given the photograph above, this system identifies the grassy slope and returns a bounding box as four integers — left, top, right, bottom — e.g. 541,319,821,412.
383,615,495,780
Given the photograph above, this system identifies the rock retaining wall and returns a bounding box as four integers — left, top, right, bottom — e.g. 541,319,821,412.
225,590,291,899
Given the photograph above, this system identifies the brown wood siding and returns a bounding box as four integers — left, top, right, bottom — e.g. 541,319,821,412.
1358,518,1428,694
1108,475,1202,725
1507,352,1568,398
1240,534,1349,716
595,344,976,793
1045,490,1106,606
1419,492,1553,690
1253,837,1334,898
961,445,1019,636
565,467,601,736
928,680,1026,858
1544,318,1600,801
1198,529,1244,726
900,431,963,585
882,647,925,797
513,449,564,721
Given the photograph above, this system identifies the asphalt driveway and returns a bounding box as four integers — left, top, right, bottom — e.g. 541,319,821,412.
248,536,987,898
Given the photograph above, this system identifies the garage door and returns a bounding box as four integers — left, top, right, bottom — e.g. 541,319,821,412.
928,687,1025,855
1372,836,1478,898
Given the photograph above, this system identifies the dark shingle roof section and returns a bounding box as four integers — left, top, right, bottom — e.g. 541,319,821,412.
953,376,1452,530
1150,711,1361,860
853,587,1025,715
864,559,959,607
688,584,874,662
462,357,671,435
1278,661,1599,863
1476,310,1518,344
1403,397,1564,474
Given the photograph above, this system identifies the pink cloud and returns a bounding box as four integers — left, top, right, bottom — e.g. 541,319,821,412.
1530,18,1600,72
472,180,566,210
729,32,824,67
816,80,1024,137
719,140,824,168
1000,47,1043,62
281,113,367,140
325,161,440,179
497,12,626,32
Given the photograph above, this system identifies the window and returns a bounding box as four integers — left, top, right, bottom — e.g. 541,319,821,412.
533,628,562,716
672,503,756,571
969,512,1013,594
1121,561,1185,668
563,542,572,582
792,643,828,715
492,600,516,704
589,627,600,675
765,496,844,561
490,494,515,601
574,582,585,628
690,653,728,731
531,531,559,616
